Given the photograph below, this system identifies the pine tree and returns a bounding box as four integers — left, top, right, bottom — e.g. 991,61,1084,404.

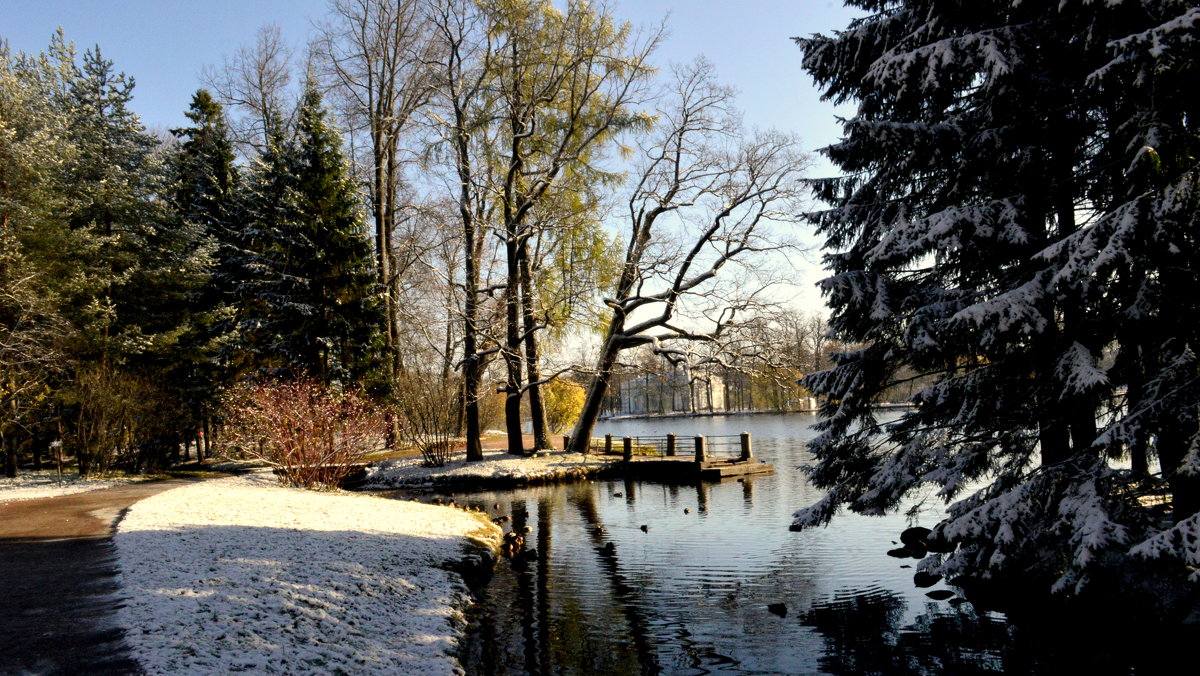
1,35,79,475
792,0,1199,604
65,47,215,470
2,36,221,472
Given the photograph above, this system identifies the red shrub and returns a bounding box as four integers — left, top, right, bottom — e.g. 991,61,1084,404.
223,378,384,489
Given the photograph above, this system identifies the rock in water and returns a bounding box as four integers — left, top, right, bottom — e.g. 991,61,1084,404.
887,547,914,558
900,526,932,549
913,571,943,588
925,589,955,601
767,603,788,617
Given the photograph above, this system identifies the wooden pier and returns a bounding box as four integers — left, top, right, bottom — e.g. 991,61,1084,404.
563,432,774,482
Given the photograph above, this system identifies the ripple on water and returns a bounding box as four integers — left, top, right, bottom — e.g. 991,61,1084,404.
401,412,1191,674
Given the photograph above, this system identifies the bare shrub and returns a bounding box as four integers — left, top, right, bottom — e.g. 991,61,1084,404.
476,389,505,435
223,378,384,488
393,370,460,467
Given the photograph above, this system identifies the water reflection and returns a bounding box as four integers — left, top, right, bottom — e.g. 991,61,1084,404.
453,475,848,675
384,413,1195,674
804,589,1008,675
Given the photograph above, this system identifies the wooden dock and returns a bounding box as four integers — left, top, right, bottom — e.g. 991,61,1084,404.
621,456,774,481
565,432,774,482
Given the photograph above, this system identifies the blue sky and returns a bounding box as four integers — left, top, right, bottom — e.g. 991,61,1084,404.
2,1,858,172
2,0,864,312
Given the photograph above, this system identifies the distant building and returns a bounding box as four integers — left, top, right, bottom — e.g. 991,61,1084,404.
617,367,725,415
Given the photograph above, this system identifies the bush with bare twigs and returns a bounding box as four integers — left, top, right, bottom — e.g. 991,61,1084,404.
222,378,384,488
392,371,460,467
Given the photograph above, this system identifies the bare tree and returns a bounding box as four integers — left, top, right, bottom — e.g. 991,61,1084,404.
393,368,460,467
314,0,437,381
202,24,294,151
568,61,809,452
424,0,500,460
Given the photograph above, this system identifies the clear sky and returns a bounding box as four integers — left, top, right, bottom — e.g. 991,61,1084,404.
1,0,863,311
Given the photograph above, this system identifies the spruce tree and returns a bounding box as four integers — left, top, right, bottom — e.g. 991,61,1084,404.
163,90,241,452
792,0,1199,602
292,84,384,384
241,84,383,384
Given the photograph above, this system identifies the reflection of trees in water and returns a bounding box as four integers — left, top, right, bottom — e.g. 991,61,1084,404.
460,486,655,675
805,585,1200,675
803,589,1007,675
570,488,663,675
535,496,551,675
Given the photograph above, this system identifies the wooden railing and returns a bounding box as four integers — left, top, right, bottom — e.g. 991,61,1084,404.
562,432,753,462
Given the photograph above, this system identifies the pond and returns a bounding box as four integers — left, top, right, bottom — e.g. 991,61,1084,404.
381,412,1192,675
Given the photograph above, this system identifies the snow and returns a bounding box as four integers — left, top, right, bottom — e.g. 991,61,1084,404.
362,448,621,489
0,469,148,503
1132,512,1200,582
114,471,502,675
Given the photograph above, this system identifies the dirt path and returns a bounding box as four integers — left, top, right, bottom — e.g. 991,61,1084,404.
0,476,217,675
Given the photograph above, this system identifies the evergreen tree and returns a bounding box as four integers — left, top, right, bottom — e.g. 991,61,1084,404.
163,89,242,454
1,35,79,476
48,43,213,471
290,83,384,384
241,84,383,384
792,0,1199,604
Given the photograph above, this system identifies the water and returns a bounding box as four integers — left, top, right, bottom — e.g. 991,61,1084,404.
379,412,1192,674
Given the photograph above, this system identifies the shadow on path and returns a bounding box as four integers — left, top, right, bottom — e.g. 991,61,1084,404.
0,476,216,675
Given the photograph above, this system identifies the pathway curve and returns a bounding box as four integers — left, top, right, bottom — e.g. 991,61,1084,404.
0,476,217,675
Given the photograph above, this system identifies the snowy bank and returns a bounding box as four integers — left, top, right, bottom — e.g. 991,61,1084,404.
0,469,148,503
115,472,502,675
362,448,622,490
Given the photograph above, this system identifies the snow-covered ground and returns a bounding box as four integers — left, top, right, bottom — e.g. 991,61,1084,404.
0,469,148,503
115,472,502,675
362,447,621,489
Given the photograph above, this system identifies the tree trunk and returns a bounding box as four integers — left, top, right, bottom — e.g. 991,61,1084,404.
2,434,16,479
373,144,396,381
1159,421,1200,523
1038,418,1071,466
32,425,43,472
518,241,551,450
456,126,483,462
502,231,525,455
385,141,403,377
202,415,212,459
569,333,622,454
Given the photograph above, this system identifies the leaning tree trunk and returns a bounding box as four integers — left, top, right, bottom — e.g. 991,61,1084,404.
569,330,623,455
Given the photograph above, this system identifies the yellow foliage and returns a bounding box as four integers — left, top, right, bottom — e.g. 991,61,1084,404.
543,378,586,434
